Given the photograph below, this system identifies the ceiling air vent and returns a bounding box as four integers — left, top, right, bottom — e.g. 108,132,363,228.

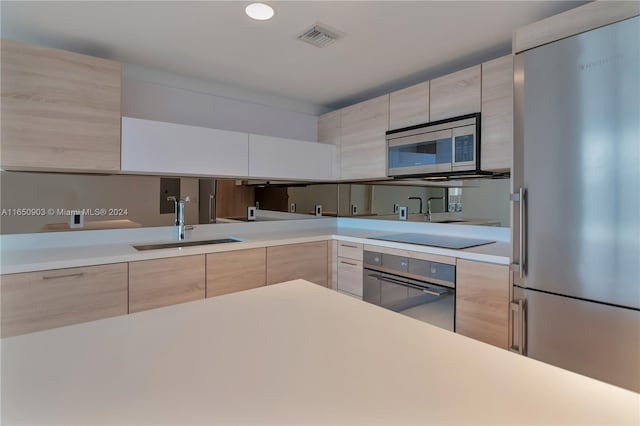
297,23,342,48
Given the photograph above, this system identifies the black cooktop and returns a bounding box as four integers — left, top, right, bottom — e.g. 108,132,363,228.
370,233,495,249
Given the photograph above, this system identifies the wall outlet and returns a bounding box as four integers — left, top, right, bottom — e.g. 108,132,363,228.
351,204,358,215
247,206,256,221
290,203,296,213
315,204,323,217
398,206,408,221
393,204,399,214
69,210,84,228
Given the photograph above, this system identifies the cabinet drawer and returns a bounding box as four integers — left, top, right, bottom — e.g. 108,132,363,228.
1,263,128,337
206,248,266,297
337,242,363,261
267,241,328,287
129,255,205,313
337,258,363,297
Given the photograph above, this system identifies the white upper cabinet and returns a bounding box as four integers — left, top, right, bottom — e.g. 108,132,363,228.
340,94,389,180
481,55,513,172
121,117,249,177
429,65,481,121
248,134,336,181
389,81,430,130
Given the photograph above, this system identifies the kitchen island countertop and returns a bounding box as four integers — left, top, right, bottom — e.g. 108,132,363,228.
2,280,638,425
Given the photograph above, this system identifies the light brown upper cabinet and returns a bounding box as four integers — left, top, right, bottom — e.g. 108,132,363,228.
206,248,266,298
129,255,206,313
455,259,510,349
481,55,513,172
1,39,122,172
0,263,128,337
389,81,430,130
266,241,328,287
429,65,481,121
317,109,341,146
339,94,389,180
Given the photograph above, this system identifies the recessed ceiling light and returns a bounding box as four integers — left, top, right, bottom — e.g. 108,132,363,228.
245,3,274,21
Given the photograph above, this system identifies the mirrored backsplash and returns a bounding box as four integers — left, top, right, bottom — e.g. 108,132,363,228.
0,171,510,234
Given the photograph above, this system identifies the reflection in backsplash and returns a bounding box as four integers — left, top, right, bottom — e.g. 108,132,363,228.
0,170,510,234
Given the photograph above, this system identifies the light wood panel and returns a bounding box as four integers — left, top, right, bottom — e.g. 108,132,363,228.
328,239,338,290
456,259,510,349
0,263,128,337
206,248,266,297
389,81,430,130
481,55,513,172
216,179,255,218
514,1,639,54
1,39,121,172
429,65,481,121
337,241,363,261
266,241,328,287
129,255,205,313
318,109,341,146
337,258,363,298
340,94,389,180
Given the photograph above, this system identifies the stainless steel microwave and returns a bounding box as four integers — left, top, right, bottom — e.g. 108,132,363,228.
386,113,482,178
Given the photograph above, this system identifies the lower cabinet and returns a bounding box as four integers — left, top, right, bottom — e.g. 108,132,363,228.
336,241,364,298
129,255,206,313
266,241,328,287
0,263,128,337
455,259,510,349
206,248,266,297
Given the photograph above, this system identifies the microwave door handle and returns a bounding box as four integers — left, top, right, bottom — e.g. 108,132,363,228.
370,273,447,297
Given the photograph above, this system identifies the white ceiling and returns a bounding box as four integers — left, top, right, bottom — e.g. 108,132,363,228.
1,1,584,112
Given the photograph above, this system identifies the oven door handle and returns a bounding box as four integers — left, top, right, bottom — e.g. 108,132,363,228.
368,273,448,297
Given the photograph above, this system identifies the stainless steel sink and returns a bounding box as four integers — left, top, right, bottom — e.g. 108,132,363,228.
133,238,242,251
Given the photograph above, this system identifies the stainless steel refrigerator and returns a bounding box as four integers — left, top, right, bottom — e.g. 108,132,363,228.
511,16,639,392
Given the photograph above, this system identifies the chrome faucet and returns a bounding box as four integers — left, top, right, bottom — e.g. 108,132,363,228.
426,197,444,222
167,195,192,240
408,196,423,214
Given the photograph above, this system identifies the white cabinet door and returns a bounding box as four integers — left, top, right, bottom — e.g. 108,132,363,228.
121,117,249,177
248,134,336,180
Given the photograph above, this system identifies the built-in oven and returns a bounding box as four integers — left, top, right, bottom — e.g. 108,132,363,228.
363,250,455,331
386,113,481,178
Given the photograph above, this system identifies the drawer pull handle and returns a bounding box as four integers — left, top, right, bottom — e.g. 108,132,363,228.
340,261,358,267
340,244,359,249
42,272,85,280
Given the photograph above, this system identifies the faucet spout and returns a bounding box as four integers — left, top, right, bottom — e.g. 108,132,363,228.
426,196,444,222
168,195,191,240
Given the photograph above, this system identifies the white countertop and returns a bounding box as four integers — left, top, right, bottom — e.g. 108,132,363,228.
0,218,511,274
2,280,637,425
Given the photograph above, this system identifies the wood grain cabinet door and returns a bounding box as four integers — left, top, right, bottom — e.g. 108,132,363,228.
266,241,328,287
481,55,513,172
1,39,121,172
389,81,430,130
429,65,481,121
455,259,510,349
206,248,266,297
0,263,128,337
340,95,389,180
129,255,205,313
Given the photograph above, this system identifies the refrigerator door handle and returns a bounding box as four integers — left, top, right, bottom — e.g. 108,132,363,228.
510,187,527,278
509,299,526,355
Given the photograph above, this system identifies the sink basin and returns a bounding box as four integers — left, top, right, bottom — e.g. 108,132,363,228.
434,220,466,223
133,238,242,251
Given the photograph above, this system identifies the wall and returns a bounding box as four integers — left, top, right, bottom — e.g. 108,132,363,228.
122,64,319,142
287,185,338,215
0,172,199,234
460,179,511,227
370,186,446,215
